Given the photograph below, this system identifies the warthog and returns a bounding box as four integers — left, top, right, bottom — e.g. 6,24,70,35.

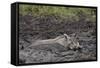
30,33,82,50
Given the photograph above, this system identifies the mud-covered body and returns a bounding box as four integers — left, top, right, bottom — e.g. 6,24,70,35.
30,34,81,50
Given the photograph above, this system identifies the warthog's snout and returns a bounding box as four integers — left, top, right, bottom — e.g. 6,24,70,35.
73,45,82,51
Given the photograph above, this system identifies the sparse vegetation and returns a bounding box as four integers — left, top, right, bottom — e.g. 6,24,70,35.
19,5,96,22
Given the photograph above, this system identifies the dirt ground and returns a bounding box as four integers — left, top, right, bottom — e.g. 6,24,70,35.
19,15,97,64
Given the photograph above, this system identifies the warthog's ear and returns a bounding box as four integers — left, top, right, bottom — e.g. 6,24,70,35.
71,33,79,40
71,33,77,37
64,33,69,39
70,33,76,37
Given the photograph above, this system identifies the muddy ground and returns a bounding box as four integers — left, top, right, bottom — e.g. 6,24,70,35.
19,14,97,64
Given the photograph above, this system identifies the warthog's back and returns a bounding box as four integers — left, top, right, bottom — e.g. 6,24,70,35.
31,39,56,46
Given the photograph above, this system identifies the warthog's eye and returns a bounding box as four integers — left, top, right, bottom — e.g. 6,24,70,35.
64,35,68,40
67,38,72,44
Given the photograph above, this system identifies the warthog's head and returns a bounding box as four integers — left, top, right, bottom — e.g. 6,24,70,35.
63,33,82,50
